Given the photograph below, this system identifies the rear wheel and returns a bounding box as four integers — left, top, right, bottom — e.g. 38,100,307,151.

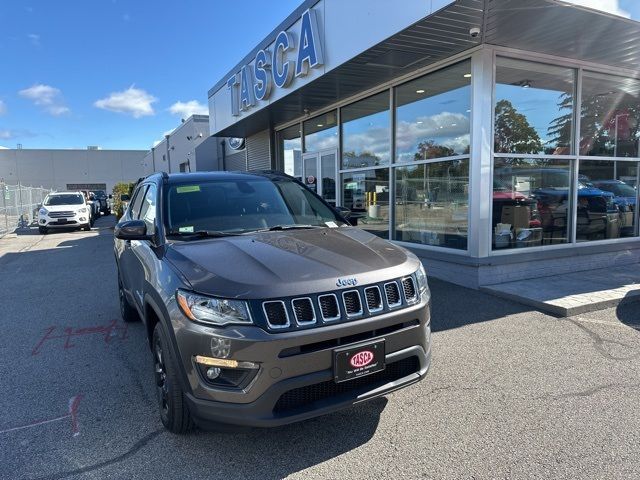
153,322,193,434
118,274,139,323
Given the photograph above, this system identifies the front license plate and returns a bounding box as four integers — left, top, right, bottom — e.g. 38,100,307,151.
56,218,68,224
334,339,385,383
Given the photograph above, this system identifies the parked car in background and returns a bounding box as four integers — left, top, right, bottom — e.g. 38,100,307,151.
114,171,431,433
80,190,100,223
591,180,637,235
38,191,92,234
93,190,112,215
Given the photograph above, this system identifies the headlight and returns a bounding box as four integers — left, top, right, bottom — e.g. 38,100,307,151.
176,289,252,326
415,263,430,302
39,208,48,216
78,207,88,213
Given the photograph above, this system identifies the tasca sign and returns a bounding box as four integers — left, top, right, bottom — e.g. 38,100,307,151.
226,8,323,117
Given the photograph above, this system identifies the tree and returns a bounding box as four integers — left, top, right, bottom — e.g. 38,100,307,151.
413,140,455,161
494,99,543,155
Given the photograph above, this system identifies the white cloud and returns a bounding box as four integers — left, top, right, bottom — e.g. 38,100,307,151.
396,111,471,159
0,145,8,149
18,84,70,116
94,86,157,118
0,129,37,140
561,0,630,18
28,33,40,46
168,100,208,118
0,100,6,116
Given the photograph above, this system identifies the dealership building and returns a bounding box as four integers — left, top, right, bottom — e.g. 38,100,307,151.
207,0,640,288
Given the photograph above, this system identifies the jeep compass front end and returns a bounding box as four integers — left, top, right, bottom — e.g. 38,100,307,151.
114,171,431,433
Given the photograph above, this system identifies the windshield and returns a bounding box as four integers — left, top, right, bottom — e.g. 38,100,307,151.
44,194,84,206
165,177,344,235
595,182,636,197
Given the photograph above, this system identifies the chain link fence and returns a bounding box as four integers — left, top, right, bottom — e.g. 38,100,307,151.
0,183,51,238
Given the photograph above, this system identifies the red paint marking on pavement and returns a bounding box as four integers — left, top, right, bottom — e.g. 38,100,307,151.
0,395,83,437
31,320,128,355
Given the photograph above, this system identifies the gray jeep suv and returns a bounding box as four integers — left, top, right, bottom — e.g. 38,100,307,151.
114,171,431,433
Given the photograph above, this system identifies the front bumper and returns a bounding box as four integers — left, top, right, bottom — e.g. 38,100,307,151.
172,299,431,428
39,214,89,228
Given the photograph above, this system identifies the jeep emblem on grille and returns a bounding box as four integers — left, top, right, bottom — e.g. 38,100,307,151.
350,350,374,368
336,277,357,287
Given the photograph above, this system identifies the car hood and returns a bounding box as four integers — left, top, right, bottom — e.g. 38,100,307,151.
43,204,84,212
165,227,419,299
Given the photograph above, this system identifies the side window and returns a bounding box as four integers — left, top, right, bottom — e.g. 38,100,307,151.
138,184,157,234
129,185,147,219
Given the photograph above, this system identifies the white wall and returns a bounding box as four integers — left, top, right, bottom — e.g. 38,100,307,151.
0,149,146,192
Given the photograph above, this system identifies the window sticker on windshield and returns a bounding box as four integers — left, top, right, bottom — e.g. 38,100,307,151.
179,226,194,233
176,185,201,194
325,221,338,228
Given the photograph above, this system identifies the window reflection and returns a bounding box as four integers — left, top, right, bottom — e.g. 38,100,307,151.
495,58,575,155
304,111,338,153
342,168,389,238
279,124,302,180
580,72,640,157
579,160,638,240
493,158,571,249
394,159,469,249
341,92,390,169
396,60,471,162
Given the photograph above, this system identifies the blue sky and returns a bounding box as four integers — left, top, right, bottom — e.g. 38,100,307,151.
0,0,300,150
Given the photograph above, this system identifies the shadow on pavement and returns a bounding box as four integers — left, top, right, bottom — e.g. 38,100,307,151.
428,277,530,332
616,292,640,330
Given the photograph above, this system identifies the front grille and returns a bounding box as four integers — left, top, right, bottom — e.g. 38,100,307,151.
402,277,417,303
292,298,315,325
262,301,289,328
342,290,363,317
384,282,401,308
49,211,74,218
273,356,420,413
364,286,383,313
318,294,340,322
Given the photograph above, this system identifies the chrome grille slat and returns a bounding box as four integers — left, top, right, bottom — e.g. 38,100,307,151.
364,286,383,313
292,298,316,326
262,301,290,329
342,290,363,318
402,277,418,304
384,281,402,308
49,211,74,218
318,294,340,322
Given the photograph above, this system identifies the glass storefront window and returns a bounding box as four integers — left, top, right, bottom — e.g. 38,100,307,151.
304,111,338,153
396,60,471,162
578,160,638,240
492,158,572,249
580,72,640,157
495,58,575,155
342,168,389,238
394,159,469,249
341,92,390,169
279,124,302,179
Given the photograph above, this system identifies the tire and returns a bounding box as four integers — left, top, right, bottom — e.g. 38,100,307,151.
152,322,193,434
118,274,139,323
83,224,91,231
38,227,48,235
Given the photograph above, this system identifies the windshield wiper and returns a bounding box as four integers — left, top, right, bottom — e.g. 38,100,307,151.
253,224,322,233
167,230,241,238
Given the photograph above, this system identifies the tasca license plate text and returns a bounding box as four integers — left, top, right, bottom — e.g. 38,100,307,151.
334,339,385,383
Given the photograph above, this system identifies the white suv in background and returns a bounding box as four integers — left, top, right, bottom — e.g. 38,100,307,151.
38,191,92,234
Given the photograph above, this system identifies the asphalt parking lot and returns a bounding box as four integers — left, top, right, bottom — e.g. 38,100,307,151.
1,216,639,480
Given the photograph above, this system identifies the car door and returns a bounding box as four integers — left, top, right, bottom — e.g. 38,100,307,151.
117,184,147,303
128,183,158,311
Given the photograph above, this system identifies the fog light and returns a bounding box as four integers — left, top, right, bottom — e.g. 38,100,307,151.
206,367,221,380
40,220,46,224
79,217,86,221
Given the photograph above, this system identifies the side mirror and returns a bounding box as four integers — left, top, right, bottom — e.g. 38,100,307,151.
114,220,152,240
334,206,352,220
120,194,131,202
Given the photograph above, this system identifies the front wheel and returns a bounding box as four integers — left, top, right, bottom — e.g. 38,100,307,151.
153,322,193,434
83,224,91,231
38,226,48,234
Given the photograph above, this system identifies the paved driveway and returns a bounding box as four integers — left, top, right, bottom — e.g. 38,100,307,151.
1,217,639,480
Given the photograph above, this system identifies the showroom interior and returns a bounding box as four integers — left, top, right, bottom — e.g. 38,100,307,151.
208,0,640,287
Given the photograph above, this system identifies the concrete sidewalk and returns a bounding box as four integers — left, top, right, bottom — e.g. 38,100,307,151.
481,264,640,316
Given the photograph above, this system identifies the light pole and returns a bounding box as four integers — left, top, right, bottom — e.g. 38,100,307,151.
165,134,172,173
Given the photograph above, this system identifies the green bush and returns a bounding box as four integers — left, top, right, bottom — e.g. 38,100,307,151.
112,182,135,220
